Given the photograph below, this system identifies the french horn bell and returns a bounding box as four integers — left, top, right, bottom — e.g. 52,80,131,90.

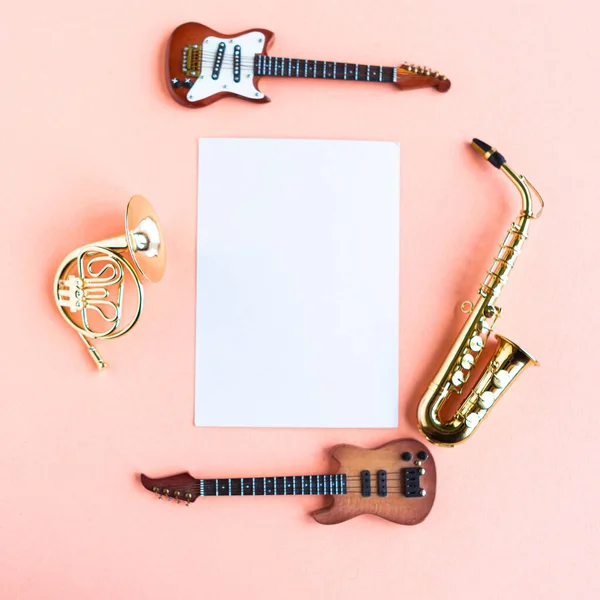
53,195,166,370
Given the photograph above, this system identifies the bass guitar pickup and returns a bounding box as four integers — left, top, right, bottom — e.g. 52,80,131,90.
402,467,426,498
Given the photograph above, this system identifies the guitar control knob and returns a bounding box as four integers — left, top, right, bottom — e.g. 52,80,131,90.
469,336,484,352
451,370,465,386
493,369,511,389
461,354,475,370
171,78,182,88
183,78,194,89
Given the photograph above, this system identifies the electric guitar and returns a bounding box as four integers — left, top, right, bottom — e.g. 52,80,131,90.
141,438,436,525
166,22,451,108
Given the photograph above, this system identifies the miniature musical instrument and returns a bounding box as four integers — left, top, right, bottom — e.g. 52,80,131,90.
141,438,435,525
417,139,545,446
54,195,166,370
166,22,451,108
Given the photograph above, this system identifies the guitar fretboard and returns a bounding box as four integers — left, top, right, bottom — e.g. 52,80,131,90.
197,474,347,497
254,56,396,83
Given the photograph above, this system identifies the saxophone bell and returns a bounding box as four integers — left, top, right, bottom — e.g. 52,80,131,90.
416,139,544,446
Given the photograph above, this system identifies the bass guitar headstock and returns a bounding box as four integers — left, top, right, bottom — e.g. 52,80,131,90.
395,63,451,92
140,472,199,505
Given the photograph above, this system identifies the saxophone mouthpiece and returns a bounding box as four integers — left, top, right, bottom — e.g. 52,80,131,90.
471,138,506,169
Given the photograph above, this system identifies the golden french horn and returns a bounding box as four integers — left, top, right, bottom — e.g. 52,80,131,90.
417,139,544,446
54,195,166,370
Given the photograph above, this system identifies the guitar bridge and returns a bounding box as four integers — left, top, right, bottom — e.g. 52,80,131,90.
182,44,201,77
402,467,426,498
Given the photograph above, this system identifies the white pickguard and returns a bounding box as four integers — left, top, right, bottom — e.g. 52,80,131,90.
187,32,266,103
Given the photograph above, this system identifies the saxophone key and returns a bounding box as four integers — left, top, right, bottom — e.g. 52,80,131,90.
451,371,465,386
461,354,475,370
478,391,495,409
493,370,511,389
469,336,484,352
465,413,480,428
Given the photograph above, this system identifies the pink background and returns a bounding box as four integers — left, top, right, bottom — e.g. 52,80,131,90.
1,1,599,598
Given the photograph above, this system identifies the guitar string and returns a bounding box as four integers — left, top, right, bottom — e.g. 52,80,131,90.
147,479,422,495
182,49,414,68
146,475,418,488
150,478,414,488
153,488,411,497
146,476,424,487
147,476,414,490
185,49,396,63
177,51,429,76
177,51,399,72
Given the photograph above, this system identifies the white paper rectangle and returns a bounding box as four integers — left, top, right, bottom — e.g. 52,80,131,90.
195,138,399,428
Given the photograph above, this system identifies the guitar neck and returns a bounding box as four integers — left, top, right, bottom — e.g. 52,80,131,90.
255,56,396,83
196,474,347,497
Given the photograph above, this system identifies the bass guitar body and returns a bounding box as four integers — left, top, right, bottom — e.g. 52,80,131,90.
313,438,435,525
166,22,450,108
141,438,436,525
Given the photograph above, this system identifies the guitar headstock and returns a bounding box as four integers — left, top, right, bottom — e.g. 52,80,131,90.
395,64,451,93
140,472,199,505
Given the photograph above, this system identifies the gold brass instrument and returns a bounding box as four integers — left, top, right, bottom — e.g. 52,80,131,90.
417,139,544,446
54,195,166,370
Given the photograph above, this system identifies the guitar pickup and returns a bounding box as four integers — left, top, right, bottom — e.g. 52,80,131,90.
233,45,242,82
360,470,371,497
402,467,425,498
212,42,226,80
376,470,387,497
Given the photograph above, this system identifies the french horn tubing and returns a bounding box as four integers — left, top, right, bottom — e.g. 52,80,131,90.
54,195,166,370
417,139,544,446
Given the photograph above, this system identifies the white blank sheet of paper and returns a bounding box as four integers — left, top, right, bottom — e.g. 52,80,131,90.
195,138,400,428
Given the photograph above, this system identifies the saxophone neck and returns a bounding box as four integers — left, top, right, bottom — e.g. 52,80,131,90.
472,139,544,221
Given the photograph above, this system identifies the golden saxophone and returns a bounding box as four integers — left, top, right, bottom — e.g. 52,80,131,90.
417,139,545,446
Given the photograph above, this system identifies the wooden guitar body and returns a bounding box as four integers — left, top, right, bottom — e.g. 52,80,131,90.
312,438,436,525
167,22,274,108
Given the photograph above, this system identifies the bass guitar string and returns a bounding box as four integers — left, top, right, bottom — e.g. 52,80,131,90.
155,489,409,497
148,477,422,496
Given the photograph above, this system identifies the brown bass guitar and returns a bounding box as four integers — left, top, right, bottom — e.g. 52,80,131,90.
141,438,435,525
